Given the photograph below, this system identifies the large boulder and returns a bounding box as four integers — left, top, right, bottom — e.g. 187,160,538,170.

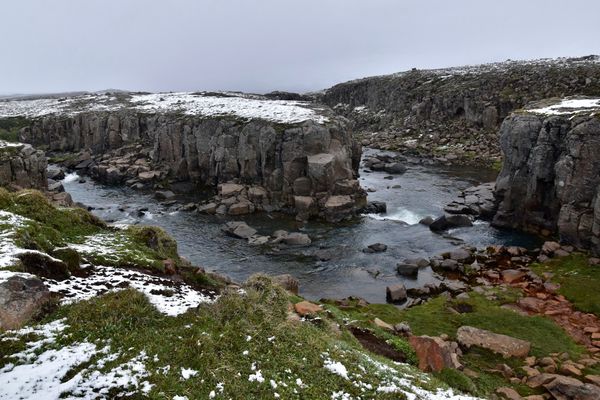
457,326,531,358
429,214,473,232
0,273,52,330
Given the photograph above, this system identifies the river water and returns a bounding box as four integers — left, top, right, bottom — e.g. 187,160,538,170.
61,149,537,303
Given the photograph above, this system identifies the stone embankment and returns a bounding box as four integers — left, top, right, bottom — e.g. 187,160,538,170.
0,140,47,190
320,55,600,166
493,98,600,255
0,92,367,221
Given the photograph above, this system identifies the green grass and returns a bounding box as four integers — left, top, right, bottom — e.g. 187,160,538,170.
323,288,584,397
530,253,600,317
1,277,462,399
0,116,30,143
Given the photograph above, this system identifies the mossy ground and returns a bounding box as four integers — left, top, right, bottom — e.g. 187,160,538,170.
530,253,600,317
0,116,30,143
0,277,459,400
0,188,187,273
323,287,583,397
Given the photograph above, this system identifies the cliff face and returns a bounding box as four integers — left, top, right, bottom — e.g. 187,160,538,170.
320,56,600,164
3,92,365,220
0,141,47,190
493,98,600,254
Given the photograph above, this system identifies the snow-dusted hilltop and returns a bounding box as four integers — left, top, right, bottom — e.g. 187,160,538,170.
0,91,330,124
320,55,600,166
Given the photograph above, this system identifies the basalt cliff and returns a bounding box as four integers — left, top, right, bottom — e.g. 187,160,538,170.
320,55,600,165
1,92,366,221
493,98,600,255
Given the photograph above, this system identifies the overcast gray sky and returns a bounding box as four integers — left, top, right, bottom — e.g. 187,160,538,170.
1,0,598,94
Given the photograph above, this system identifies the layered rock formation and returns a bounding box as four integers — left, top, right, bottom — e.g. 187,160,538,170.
0,140,47,190
1,92,365,220
493,98,600,254
320,55,600,165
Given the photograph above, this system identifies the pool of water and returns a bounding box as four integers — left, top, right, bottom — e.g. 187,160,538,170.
61,148,538,303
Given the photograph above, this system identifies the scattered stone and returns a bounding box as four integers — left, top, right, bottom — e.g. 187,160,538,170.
294,301,322,316
386,284,407,304
154,190,175,201
419,216,434,226
363,243,388,253
496,387,522,400
396,263,419,277
283,232,312,246
429,214,473,232
373,318,394,331
360,201,387,214
393,322,412,336
222,221,257,239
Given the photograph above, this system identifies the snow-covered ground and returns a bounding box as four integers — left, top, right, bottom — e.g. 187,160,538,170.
0,320,153,399
0,91,329,124
44,265,217,316
528,98,600,116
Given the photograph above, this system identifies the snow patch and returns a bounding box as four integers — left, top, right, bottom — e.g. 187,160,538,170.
528,98,600,115
44,265,217,316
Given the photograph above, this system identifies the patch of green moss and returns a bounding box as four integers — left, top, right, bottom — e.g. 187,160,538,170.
125,225,178,262
0,116,31,143
433,368,478,395
530,253,600,317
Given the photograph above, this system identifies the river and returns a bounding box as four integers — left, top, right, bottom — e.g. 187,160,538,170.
61,149,537,303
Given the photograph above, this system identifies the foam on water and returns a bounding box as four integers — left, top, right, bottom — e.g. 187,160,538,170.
62,172,80,183
365,207,423,225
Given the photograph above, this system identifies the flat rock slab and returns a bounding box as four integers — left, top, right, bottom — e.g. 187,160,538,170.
457,325,531,358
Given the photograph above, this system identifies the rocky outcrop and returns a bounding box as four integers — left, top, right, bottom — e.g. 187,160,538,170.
493,98,600,254
320,56,600,165
0,141,47,190
5,92,366,220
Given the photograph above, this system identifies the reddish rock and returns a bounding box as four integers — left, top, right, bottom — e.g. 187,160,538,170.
502,269,527,283
408,335,462,372
560,363,582,377
294,301,322,316
542,241,561,254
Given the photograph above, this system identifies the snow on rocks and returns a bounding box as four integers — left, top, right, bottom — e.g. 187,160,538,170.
0,91,330,124
528,98,600,116
44,265,217,316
